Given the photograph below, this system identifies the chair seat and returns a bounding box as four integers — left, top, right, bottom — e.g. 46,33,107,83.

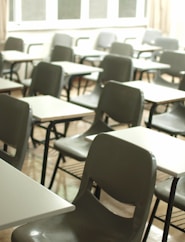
70,85,102,110
152,75,179,89
148,105,185,136
12,191,134,242
54,134,91,161
21,78,31,87
155,176,185,211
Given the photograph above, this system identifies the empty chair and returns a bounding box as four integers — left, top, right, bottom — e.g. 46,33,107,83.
109,41,134,57
145,75,185,136
2,37,24,81
0,94,32,170
141,28,162,45
28,62,63,97
50,45,74,62
25,62,64,146
70,54,134,109
51,33,73,48
152,37,179,61
11,133,156,242
152,50,185,88
83,31,117,66
143,176,185,240
48,81,144,188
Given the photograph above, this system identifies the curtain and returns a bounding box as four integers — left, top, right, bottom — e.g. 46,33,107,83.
147,0,171,35
0,0,8,44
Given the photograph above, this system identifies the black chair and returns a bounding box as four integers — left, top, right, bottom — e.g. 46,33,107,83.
0,94,32,170
2,37,24,81
50,45,74,62
143,176,185,241
11,133,156,242
145,74,185,136
70,54,134,109
49,80,144,189
151,51,185,88
25,62,64,146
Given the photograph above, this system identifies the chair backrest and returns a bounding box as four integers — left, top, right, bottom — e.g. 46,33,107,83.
154,37,179,51
94,31,117,51
50,45,74,62
98,54,134,84
109,42,134,57
51,33,73,48
159,50,185,78
28,62,63,97
94,80,144,127
4,37,24,52
75,133,156,241
0,94,32,170
142,28,162,45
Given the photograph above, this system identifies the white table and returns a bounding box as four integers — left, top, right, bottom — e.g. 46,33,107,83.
0,78,23,93
132,58,170,79
21,95,94,185
1,50,42,80
123,81,185,127
73,47,106,63
133,44,162,58
87,126,185,242
52,61,103,100
0,159,75,230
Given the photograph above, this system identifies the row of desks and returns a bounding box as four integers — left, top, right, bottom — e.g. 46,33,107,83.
1,49,170,100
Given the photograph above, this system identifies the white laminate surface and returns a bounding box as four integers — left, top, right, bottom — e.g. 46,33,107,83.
109,126,185,177
0,159,75,230
123,80,185,104
0,78,23,92
52,61,103,76
21,95,94,122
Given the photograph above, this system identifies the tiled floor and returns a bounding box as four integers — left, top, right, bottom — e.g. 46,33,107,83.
0,81,185,242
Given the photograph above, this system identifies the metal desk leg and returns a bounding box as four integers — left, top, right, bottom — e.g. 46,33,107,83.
40,122,53,185
147,103,157,128
162,177,179,242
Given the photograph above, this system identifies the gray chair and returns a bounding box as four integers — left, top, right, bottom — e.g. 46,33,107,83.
152,37,179,61
110,41,134,57
143,177,185,240
2,37,24,81
0,94,32,170
152,50,185,88
145,75,185,136
26,62,64,146
28,62,63,98
50,45,74,62
83,31,117,66
51,33,73,48
48,80,144,188
142,28,162,45
11,133,156,242
70,54,134,109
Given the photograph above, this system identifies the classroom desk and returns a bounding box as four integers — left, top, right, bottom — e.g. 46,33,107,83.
0,159,75,230
132,59,170,80
73,47,106,63
52,61,103,101
133,44,162,58
0,78,23,93
21,95,94,185
123,81,185,127
87,126,185,242
1,50,42,80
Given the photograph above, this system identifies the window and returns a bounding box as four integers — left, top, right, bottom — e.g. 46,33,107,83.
8,0,147,30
